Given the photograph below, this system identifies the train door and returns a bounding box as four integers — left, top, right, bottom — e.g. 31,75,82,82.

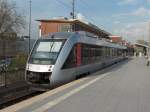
75,43,82,76
76,43,82,66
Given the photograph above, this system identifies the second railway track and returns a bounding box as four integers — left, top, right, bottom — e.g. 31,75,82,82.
0,81,43,109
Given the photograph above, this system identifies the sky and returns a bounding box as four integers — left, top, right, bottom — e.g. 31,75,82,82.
13,0,150,43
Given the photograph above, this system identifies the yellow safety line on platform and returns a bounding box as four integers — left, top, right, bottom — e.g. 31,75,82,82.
0,77,89,112
33,72,110,112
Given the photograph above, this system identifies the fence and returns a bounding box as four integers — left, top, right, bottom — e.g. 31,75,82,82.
0,73,5,87
0,33,29,87
0,69,25,87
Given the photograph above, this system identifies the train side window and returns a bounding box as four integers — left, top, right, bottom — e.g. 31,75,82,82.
114,48,117,57
62,43,107,67
113,48,115,57
81,44,89,65
99,47,103,60
62,47,76,69
81,44,104,65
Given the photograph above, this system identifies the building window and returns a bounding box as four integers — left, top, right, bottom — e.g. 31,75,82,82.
59,24,72,32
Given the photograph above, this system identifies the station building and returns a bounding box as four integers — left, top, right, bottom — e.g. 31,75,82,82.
37,18,111,39
134,43,149,56
110,35,122,43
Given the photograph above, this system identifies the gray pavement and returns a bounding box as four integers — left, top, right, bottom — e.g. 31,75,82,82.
1,57,150,112
47,57,150,112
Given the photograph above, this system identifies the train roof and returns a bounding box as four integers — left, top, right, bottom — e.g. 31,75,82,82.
39,32,127,49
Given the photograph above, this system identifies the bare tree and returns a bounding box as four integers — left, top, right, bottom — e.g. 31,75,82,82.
0,0,25,33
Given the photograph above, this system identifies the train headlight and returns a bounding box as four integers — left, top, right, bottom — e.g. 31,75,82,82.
48,65,53,72
48,69,51,71
48,66,51,71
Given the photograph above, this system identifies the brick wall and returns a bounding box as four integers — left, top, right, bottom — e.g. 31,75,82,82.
40,22,59,36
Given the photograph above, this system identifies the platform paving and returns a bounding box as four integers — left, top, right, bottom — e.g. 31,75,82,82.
1,57,150,112
45,57,150,112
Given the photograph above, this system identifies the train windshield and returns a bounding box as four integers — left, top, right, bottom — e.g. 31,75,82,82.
29,39,64,65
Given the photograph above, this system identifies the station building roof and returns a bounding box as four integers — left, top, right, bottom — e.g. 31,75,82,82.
135,43,150,48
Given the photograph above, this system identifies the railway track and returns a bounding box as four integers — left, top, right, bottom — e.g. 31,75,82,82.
0,82,43,109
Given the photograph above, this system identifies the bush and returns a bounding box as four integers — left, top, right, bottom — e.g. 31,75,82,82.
8,53,28,71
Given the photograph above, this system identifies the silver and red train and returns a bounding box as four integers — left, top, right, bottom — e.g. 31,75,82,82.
25,31,127,90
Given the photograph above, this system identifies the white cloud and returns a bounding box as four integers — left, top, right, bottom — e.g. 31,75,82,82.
113,22,149,42
146,0,150,3
76,13,86,21
112,7,150,42
131,7,150,16
114,7,150,17
118,0,138,5
113,21,121,24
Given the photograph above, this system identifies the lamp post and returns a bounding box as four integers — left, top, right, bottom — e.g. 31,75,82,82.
28,0,32,54
3,37,7,87
72,0,75,19
148,22,150,56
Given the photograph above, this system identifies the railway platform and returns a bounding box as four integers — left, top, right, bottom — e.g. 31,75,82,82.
1,57,150,112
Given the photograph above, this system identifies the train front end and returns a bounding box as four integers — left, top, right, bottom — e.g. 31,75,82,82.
25,38,64,90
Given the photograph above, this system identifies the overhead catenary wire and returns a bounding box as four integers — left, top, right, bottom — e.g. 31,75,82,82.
78,0,106,29
55,0,72,9
77,1,98,19
54,0,88,20
55,0,73,18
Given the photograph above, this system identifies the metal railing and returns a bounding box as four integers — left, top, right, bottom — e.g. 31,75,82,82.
0,73,5,87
